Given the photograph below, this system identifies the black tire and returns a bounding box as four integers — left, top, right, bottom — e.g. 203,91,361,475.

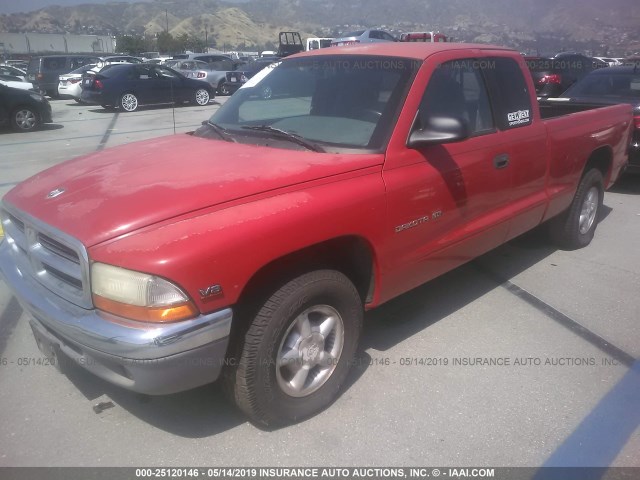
193,87,210,106
119,92,139,112
47,90,59,99
224,270,363,427
218,82,231,96
548,168,604,249
11,106,40,132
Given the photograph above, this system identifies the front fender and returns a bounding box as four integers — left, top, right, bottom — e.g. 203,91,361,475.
88,168,386,314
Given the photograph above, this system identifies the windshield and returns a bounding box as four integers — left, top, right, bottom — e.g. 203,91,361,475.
200,55,418,151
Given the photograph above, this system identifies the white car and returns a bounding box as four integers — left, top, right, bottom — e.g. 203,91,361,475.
0,79,35,90
58,64,98,102
0,64,27,81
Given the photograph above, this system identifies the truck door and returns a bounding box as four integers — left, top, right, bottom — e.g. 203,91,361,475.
481,56,549,240
380,56,512,301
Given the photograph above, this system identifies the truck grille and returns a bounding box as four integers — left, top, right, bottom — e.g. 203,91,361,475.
1,206,92,309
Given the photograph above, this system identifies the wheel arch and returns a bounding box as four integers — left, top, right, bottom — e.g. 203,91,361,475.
583,146,613,185
227,235,377,349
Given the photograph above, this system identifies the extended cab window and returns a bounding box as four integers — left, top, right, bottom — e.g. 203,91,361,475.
419,59,494,136
483,57,533,129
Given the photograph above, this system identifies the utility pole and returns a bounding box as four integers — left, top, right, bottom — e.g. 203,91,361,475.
204,24,208,52
165,9,169,33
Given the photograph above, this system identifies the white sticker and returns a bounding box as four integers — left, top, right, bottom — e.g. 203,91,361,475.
507,109,530,126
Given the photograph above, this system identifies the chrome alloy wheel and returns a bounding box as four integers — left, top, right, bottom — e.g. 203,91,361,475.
14,109,37,130
276,305,344,398
120,93,138,112
579,186,599,234
195,88,210,105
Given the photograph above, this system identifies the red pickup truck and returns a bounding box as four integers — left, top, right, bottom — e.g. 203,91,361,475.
0,43,633,427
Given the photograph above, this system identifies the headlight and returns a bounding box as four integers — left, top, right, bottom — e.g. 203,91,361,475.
91,263,198,323
29,93,44,102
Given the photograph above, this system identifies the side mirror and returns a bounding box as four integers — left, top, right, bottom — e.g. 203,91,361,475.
407,115,470,148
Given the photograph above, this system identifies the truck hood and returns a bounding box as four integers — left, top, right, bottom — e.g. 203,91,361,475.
5,135,383,247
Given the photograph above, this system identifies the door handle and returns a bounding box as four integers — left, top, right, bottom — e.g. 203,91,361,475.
493,153,510,169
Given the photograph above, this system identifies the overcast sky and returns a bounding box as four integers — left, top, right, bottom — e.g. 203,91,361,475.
0,0,149,15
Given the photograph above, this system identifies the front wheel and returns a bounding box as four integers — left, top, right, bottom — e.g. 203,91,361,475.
193,88,210,106
549,168,604,249
225,270,363,427
11,107,40,132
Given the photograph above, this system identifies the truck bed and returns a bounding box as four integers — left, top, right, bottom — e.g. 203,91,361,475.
538,99,618,119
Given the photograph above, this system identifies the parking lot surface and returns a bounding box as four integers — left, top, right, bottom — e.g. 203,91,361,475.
0,99,639,467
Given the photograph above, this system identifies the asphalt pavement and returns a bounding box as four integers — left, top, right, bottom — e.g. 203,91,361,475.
0,98,638,468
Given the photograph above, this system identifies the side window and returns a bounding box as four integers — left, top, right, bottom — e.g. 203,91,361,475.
381,32,396,42
43,57,65,70
135,65,154,80
156,67,179,78
369,31,382,40
483,57,533,130
419,59,494,136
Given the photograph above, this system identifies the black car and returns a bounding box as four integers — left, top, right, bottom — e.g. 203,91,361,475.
240,58,280,79
525,53,608,97
80,63,215,112
0,83,52,132
559,65,640,173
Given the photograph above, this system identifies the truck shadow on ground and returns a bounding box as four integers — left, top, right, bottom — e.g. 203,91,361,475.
60,212,612,436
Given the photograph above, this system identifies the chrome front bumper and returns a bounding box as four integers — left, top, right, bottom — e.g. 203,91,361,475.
0,239,233,394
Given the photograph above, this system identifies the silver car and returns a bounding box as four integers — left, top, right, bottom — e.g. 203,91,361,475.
171,59,240,95
331,29,397,46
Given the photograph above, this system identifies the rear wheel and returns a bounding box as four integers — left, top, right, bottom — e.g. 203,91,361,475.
218,83,231,96
119,92,139,112
11,106,40,132
224,270,362,427
549,168,604,249
194,88,210,106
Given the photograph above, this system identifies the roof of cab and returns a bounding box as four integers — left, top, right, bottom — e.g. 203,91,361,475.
290,42,514,61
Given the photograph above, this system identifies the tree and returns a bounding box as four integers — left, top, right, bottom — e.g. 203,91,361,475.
115,34,148,54
156,31,176,53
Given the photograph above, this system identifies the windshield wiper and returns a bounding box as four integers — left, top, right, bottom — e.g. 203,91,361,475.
242,125,325,152
203,120,236,142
